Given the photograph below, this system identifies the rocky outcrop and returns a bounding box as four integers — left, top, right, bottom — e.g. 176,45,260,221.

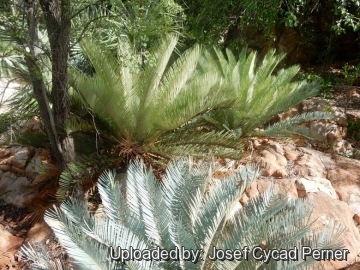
0,146,55,207
232,138,360,269
0,224,23,269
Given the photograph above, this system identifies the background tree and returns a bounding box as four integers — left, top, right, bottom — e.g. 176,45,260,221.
0,0,185,171
0,0,74,170
176,0,360,63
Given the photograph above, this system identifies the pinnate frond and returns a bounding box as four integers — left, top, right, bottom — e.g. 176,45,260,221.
27,158,346,269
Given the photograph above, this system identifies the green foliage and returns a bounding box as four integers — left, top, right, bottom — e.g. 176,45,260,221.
22,158,344,269
195,48,328,138
71,0,185,71
348,119,360,141
177,0,360,47
296,73,338,99
261,111,334,138
56,153,117,201
70,36,328,160
342,63,360,85
177,0,282,44
69,35,243,160
332,0,360,35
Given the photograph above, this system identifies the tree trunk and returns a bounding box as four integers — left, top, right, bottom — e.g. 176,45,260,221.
24,0,74,171
25,0,66,169
39,0,75,169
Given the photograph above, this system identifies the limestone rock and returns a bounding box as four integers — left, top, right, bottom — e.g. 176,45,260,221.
27,221,52,243
244,181,259,199
25,151,45,179
241,178,298,202
306,193,360,270
293,148,327,178
10,147,31,169
0,224,23,270
295,177,337,199
21,117,41,133
254,149,287,177
3,177,35,207
284,151,297,160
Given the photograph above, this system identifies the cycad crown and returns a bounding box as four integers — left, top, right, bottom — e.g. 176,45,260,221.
69,35,330,161
22,158,344,270
198,48,333,138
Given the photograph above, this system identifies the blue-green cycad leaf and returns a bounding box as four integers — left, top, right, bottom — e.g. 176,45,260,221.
36,158,345,270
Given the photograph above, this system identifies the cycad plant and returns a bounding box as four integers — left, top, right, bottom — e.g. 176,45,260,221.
70,35,331,163
197,48,333,138
22,158,344,270
69,35,243,161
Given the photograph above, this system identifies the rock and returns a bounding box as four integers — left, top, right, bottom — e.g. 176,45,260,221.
326,125,345,142
268,148,287,166
245,181,259,199
254,150,288,177
347,110,360,123
27,221,52,243
330,139,353,155
293,150,326,178
0,175,35,207
283,145,301,161
347,87,360,98
21,117,41,133
302,98,334,112
25,151,45,179
239,193,249,205
295,177,337,199
5,177,35,207
309,121,329,143
263,178,298,198
327,168,357,183
273,104,303,124
353,214,360,226
334,110,348,127
10,147,31,169
240,137,360,268
0,172,17,196
0,224,23,269
327,156,360,214
0,148,11,160
340,262,360,270
309,121,345,143
243,178,298,200
306,192,360,270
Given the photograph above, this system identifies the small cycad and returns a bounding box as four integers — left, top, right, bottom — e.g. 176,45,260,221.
22,158,343,270
197,48,333,138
